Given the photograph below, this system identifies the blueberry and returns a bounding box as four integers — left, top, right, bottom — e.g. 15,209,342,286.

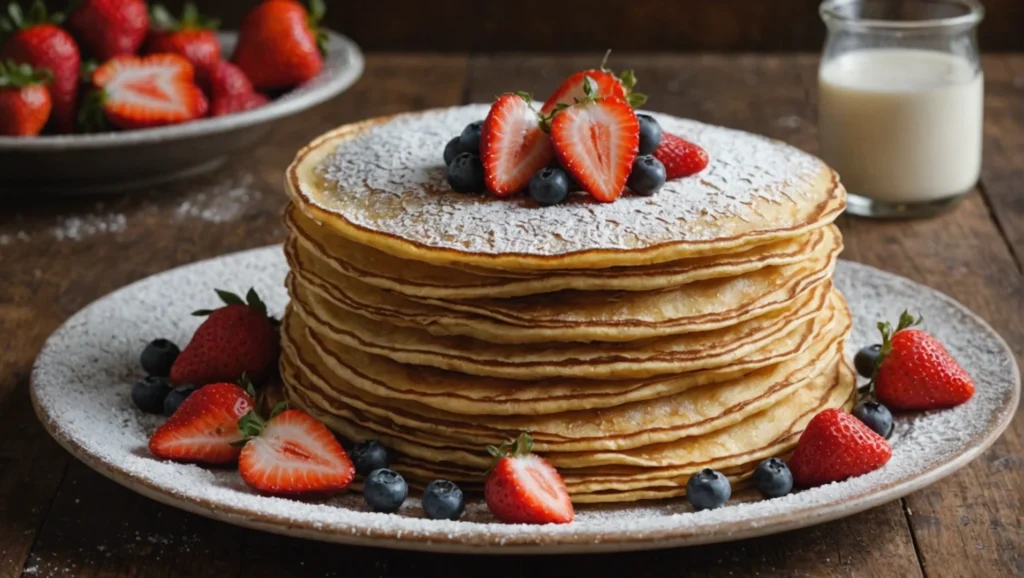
854,344,882,378
422,479,465,521
140,338,180,377
752,458,794,498
627,155,667,196
637,114,663,155
446,152,485,193
350,439,391,477
852,401,894,439
162,384,197,417
528,166,570,206
364,468,408,513
458,120,484,154
443,137,462,165
131,376,171,414
686,468,731,510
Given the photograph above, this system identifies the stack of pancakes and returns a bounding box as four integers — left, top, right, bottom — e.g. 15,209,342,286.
280,105,852,503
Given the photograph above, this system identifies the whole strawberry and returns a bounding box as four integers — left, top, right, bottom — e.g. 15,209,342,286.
871,311,975,410
0,1,81,132
203,60,268,117
654,133,710,179
67,0,147,60
789,408,892,487
484,433,574,524
170,288,280,387
144,3,221,81
232,0,325,91
0,59,51,135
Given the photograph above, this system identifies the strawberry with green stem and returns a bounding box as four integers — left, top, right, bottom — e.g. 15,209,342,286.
0,59,51,135
481,92,554,196
145,2,221,81
540,50,647,115
484,433,574,524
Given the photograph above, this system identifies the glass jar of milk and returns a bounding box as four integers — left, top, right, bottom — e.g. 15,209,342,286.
818,0,984,218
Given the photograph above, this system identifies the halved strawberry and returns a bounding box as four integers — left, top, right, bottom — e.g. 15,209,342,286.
550,96,639,203
481,93,554,197
540,69,627,115
484,433,574,525
91,53,207,130
148,382,253,464
654,133,710,179
237,408,355,496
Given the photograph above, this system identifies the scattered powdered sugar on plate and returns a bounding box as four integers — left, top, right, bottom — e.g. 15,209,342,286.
30,246,1019,553
313,105,832,257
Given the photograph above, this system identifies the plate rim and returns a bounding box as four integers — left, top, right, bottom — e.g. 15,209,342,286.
28,247,1021,554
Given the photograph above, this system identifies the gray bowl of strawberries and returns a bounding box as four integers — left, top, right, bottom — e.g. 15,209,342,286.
0,1,363,195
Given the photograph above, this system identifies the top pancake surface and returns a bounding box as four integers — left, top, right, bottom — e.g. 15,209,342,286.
288,104,844,270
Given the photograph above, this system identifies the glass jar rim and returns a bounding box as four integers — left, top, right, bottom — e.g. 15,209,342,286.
820,0,984,31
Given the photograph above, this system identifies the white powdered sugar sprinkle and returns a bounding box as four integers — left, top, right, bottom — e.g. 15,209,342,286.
314,105,829,256
30,247,1019,551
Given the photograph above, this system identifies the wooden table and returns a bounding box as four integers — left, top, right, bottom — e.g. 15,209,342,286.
1,53,1021,578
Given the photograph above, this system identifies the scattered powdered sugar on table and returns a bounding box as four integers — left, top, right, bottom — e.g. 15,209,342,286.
30,246,1019,551
51,212,127,242
314,105,830,257
175,171,261,224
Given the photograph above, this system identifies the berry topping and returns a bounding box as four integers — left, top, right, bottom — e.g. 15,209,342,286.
484,433,574,525
686,468,731,510
626,154,667,196
752,458,793,498
852,401,894,439
654,133,710,179
140,338,180,377
636,113,662,155
131,375,171,414
446,151,486,194
458,120,484,155
422,479,465,521
162,383,197,417
443,136,462,166
788,408,892,487
528,166,571,206
363,468,408,514
871,311,975,410
148,382,253,464
539,53,645,116
854,344,882,378
481,93,554,197
349,439,390,477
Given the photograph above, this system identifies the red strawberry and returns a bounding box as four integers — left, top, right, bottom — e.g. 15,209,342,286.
540,69,627,116
210,90,268,117
90,53,207,129
0,59,51,135
67,0,148,61
0,1,81,133
654,133,710,179
484,433,574,525
148,382,254,464
871,311,975,410
144,3,221,81
550,96,639,203
789,409,892,487
203,61,268,117
170,288,280,387
481,93,554,197
232,0,325,91
237,407,355,496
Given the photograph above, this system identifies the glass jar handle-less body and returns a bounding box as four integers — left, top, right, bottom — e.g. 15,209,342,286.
818,0,985,218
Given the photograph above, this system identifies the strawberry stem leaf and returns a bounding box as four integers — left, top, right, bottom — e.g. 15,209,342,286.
215,289,245,307
191,309,214,317
269,401,288,419
599,49,612,72
237,410,266,439
627,92,648,108
239,373,256,397
244,287,268,316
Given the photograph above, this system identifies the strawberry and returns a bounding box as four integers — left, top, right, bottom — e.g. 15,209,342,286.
232,0,325,92
788,409,892,487
550,93,639,203
89,53,207,129
540,69,627,116
237,406,355,496
0,1,81,132
654,133,710,179
170,288,280,387
0,59,51,135
203,60,268,117
480,93,554,196
484,433,574,525
148,382,254,464
144,3,221,81
210,90,268,117
67,0,147,61
871,311,975,410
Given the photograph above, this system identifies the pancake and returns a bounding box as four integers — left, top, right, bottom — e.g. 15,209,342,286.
286,105,845,271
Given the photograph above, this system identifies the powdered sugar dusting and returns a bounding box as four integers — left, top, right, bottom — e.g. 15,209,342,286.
51,212,127,242
175,171,261,224
30,247,1019,552
314,105,832,256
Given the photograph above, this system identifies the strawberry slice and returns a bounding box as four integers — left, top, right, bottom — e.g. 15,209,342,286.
550,97,639,203
654,133,710,179
540,69,627,115
91,53,207,130
237,408,355,496
148,382,253,464
484,433,574,524
788,409,892,487
481,94,554,197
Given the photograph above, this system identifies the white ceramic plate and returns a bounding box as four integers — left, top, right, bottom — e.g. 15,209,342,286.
30,247,1019,554
0,32,363,195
